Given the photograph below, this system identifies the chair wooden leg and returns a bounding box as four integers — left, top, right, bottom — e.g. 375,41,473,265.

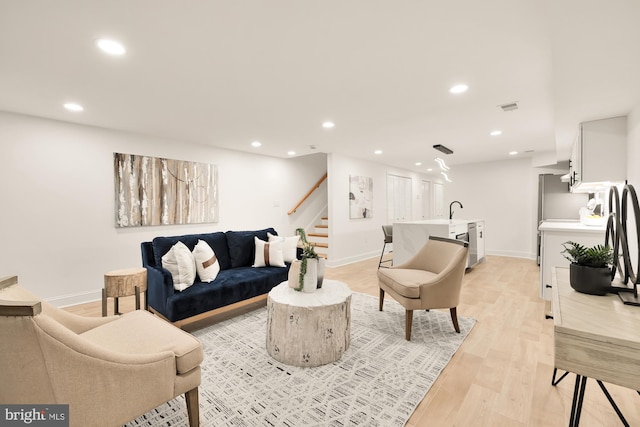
405,310,413,341
379,288,385,311
450,307,460,333
185,387,199,427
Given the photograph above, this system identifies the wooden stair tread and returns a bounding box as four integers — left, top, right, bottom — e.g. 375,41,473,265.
308,233,328,238
316,224,328,229
311,242,328,248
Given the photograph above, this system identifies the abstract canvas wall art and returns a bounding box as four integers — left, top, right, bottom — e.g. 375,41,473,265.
349,175,373,219
114,153,218,227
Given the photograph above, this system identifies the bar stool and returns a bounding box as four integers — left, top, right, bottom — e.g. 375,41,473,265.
378,225,393,269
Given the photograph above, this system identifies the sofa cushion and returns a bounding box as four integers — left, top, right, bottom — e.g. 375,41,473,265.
226,228,276,268
161,242,197,291
80,310,203,374
164,265,288,322
192,240,220,282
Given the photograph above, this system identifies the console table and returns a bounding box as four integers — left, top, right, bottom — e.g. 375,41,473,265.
552,267,640,425
266,280,351,367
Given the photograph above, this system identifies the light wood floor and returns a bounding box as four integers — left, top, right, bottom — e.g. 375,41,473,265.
67,255,640,426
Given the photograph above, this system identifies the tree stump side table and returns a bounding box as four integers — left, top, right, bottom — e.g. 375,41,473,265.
102,267,148,316
266,279,352,367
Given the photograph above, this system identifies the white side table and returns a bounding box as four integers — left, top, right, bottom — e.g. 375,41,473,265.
266,279,352,367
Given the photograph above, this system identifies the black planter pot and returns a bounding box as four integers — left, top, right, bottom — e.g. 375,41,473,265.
569,263,612,296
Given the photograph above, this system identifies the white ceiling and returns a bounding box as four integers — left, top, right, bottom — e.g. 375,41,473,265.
1,1,639,175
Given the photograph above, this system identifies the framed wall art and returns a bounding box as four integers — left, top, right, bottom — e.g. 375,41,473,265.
114,153,218,227
349,175,373,219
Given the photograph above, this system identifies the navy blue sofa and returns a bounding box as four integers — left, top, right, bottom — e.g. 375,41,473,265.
141,228,292,327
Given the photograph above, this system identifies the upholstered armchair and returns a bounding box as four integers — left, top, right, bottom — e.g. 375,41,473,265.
0,276,203,427
377,236,469,340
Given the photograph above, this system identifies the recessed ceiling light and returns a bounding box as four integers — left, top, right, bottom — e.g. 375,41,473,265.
427,168,433,172
449,84,468,94
96,38,126,55
63,102,84,112
509,151,518,155
415,162,422,166
251,141,262,148
490,130,502,136
374,150,382,155
322,121,335,129
287,151,296,156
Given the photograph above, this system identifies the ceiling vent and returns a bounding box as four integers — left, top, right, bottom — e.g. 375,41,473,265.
433,144,453,155
499,102,519,112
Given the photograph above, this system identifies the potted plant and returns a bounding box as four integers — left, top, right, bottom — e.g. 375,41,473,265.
288,228,324,292
561,241,613,295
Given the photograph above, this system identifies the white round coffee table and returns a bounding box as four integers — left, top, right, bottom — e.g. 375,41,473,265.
266,279,352,367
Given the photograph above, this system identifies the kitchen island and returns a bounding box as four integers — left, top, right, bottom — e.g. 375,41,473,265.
538,220,606,300
393,219,485,267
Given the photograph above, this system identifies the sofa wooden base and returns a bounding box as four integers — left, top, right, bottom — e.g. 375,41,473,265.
150,293,269,330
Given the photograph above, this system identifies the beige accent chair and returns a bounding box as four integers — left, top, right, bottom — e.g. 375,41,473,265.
0,276,203,427
377,236,469,341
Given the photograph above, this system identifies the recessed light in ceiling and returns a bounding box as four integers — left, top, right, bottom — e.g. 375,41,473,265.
490,130,502,136
287,151,296,156
96,38,126,55
449,84,468,94
415,162,422,166
63,102,84,112
322,121,335,129
374,150,382,155
427,168,433,172
509,151,518,155
251,141,262,147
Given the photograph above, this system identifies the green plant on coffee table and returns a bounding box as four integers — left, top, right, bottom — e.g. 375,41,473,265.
295,227,319,291
561,241,613,268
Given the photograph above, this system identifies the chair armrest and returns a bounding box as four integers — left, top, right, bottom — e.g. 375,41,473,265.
0,300,41,316
146,266,175,312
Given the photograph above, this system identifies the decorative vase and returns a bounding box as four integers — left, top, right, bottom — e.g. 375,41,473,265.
569,263,612,296
288,259,318,293
316,257,326,289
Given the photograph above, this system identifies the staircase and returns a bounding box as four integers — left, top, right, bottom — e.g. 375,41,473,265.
308,217,328,259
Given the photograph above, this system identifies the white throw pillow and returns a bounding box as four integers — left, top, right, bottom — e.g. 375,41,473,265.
192,240,220,283
253,237,285,267
267,232,299,263
161,241,197,291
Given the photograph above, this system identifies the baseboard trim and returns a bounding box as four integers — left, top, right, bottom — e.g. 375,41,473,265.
47,290,102,308
327,250,380,268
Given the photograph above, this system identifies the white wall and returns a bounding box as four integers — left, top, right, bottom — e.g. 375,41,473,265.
326,153,438,266
628,105,640,185
626,104,640,271
0,112,326,305
444,157,542,259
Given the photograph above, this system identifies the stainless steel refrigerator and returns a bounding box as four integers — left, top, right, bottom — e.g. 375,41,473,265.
536,174,588,264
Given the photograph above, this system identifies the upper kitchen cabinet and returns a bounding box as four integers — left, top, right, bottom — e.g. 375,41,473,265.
569,116,627,193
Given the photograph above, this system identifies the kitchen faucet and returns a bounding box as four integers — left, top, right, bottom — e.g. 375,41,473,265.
449,200,463,219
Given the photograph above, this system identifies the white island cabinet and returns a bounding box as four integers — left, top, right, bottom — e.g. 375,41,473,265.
393,219,485,267
538,221,606,300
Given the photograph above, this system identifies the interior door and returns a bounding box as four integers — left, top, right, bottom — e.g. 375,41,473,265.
420,180,432,219
387,174,412,223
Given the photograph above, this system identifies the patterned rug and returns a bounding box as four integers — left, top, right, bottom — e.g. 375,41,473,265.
126,293,475,427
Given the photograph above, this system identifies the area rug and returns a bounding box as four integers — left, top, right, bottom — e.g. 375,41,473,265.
126,293,475,427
